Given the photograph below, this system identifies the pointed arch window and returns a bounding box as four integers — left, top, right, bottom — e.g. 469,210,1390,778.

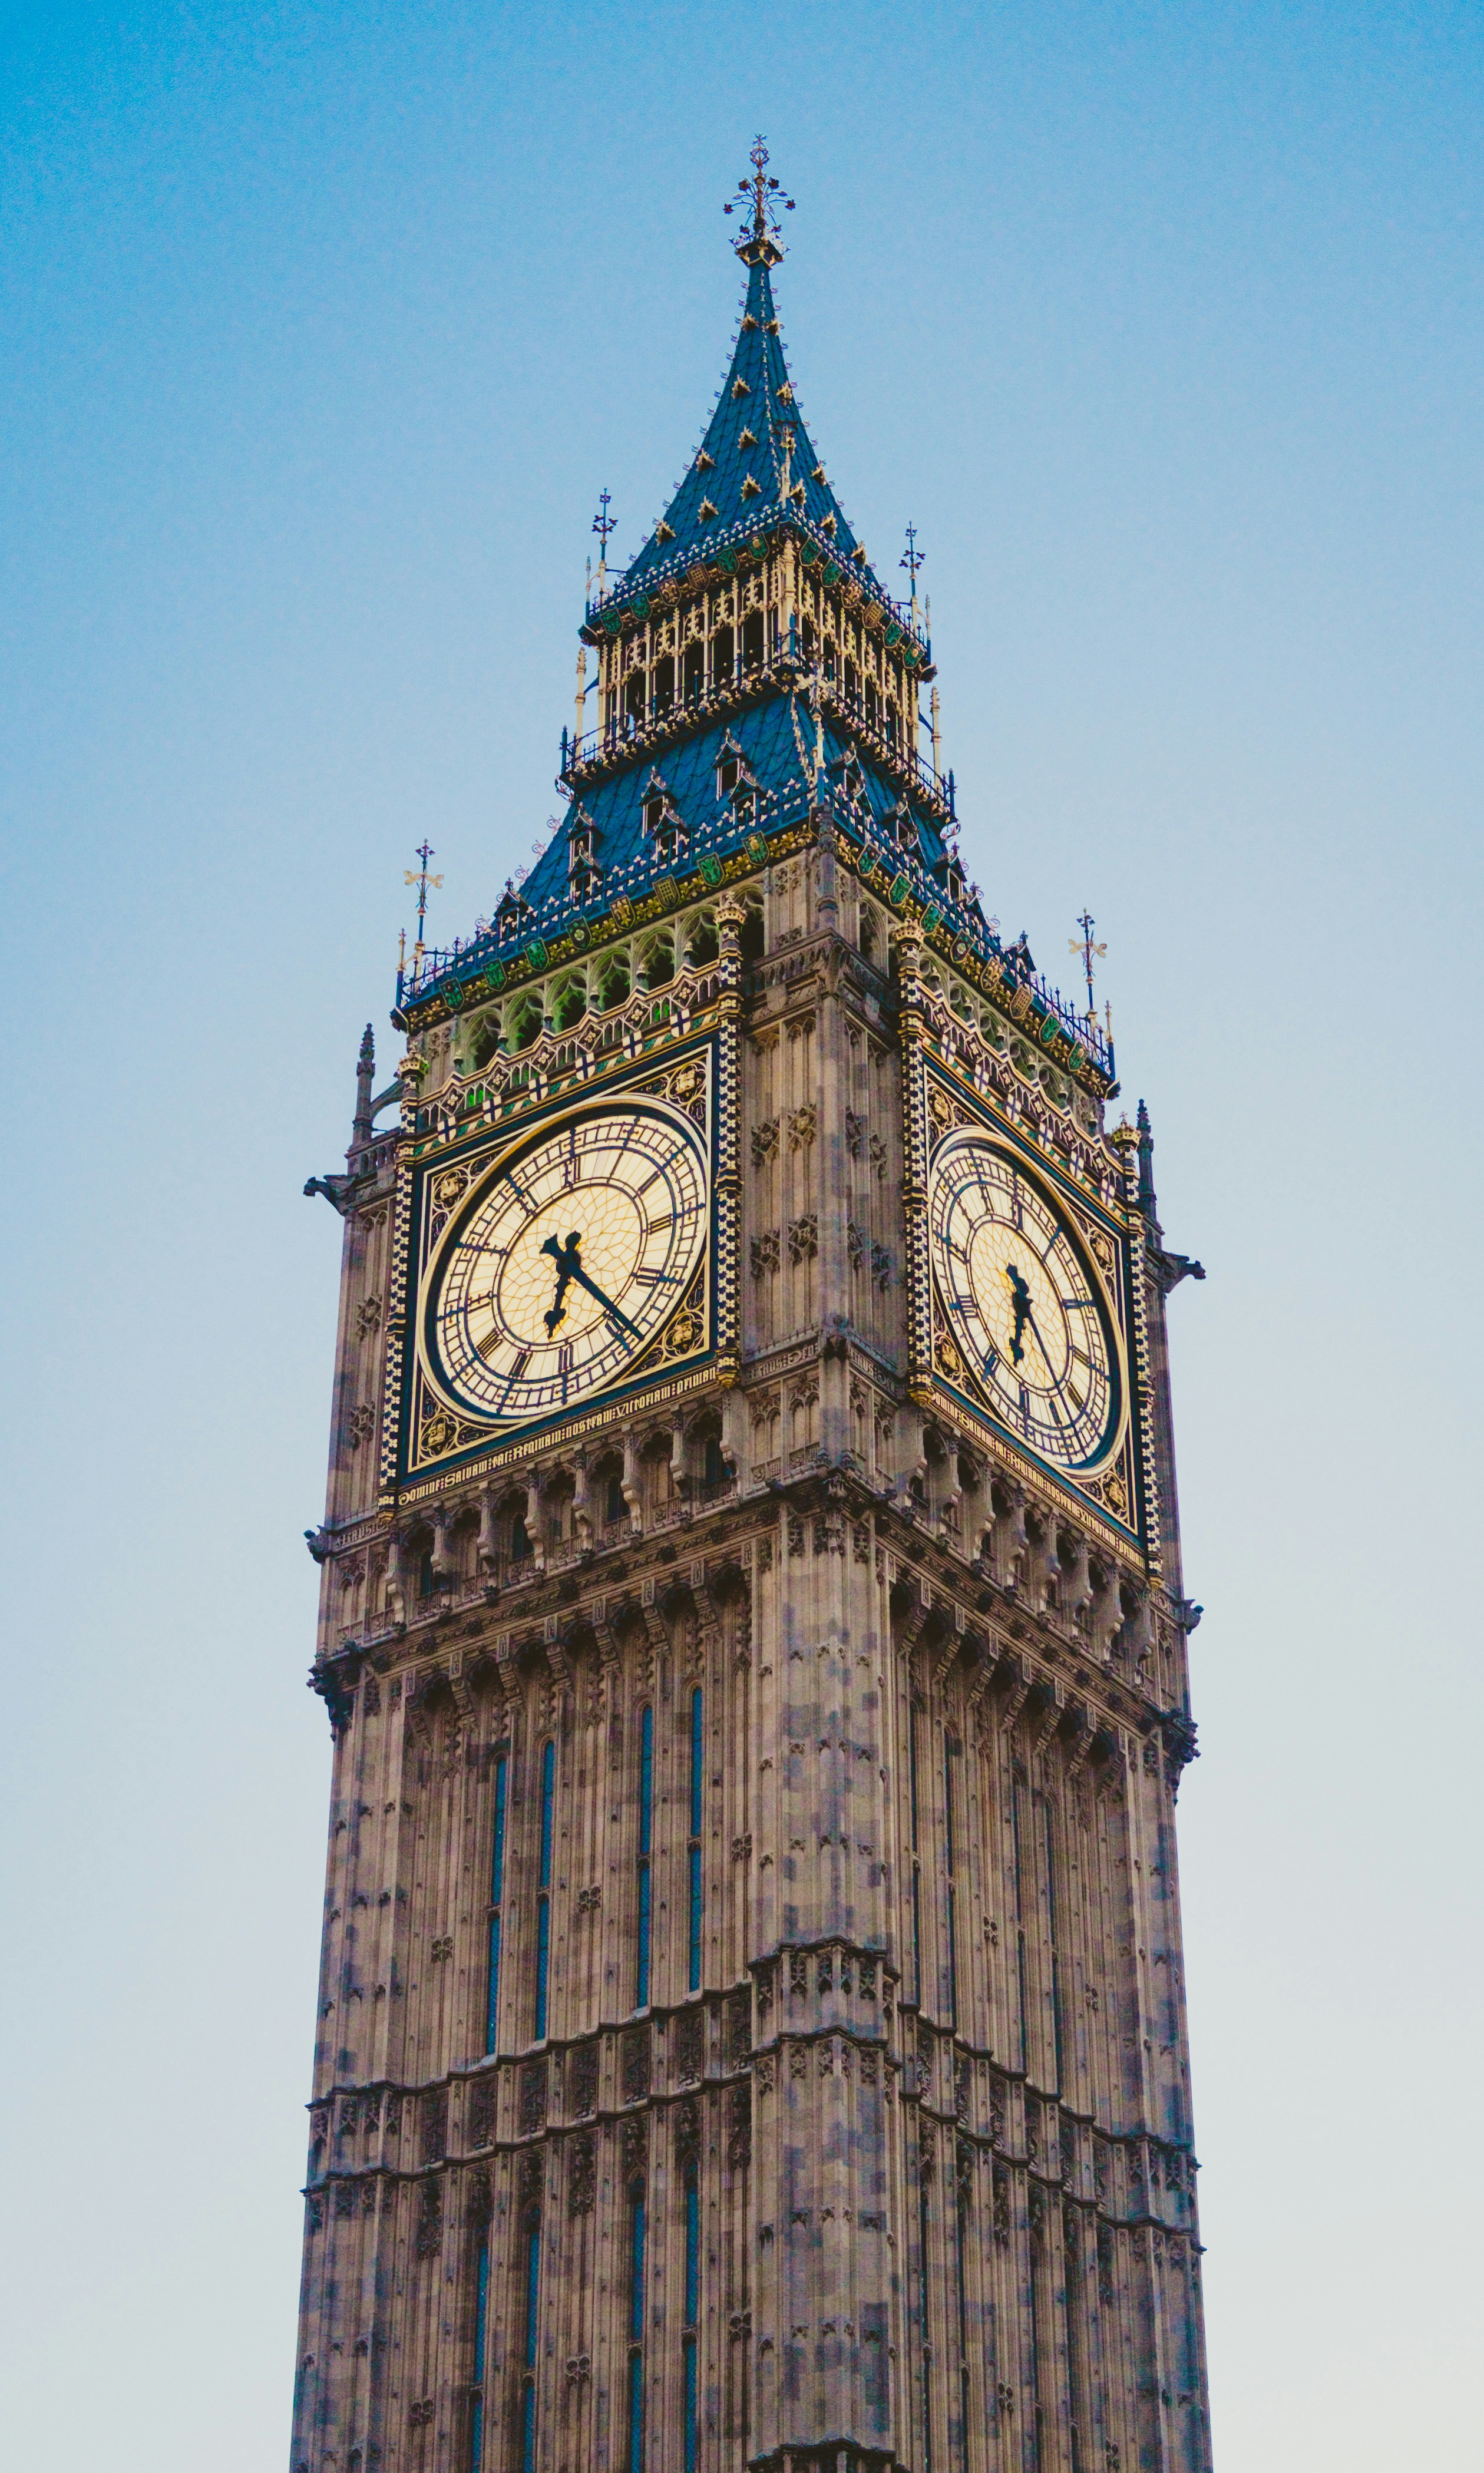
908,1701,923,2007
534,1738,556,2040
943,1731,959,2025
519,2208,542,2473
636,1704,654,2010
484,1748,508,2054
682,2159,700,2473
468,2229,490,2471
626,2165,647,2473
687,1688,704,1993
716,738,749,801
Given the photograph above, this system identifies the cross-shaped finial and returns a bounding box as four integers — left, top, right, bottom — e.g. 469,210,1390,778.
592,489,616,557
405,841,443,948
724,135,795,265
1070,909,1108,1020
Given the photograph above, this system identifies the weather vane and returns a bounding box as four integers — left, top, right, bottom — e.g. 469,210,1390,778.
723,135,795,263
901,524,924,621
405,841,443,956
1070,909,1108,1025
592,488,616,563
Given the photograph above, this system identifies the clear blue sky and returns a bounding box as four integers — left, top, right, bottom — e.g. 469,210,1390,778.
2,5,1480,2465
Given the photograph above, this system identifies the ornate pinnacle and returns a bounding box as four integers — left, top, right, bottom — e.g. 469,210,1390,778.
723,135,794,267
353,1021,375,1141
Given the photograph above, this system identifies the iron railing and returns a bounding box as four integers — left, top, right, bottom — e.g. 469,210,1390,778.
587,506,931,663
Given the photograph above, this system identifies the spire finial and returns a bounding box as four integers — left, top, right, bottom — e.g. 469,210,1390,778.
591,487,616,589
404,841,442,964
901,523,924,625
1070,910,1108,1031
724,135,794,266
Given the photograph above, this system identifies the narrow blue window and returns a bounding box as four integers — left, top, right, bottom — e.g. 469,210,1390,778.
908,1707,923,2007
920,2178,934,2473
485,1751,508,2054
683,2170,700,2473
468,2236,490,2472
521,2220,541,2473
944,1734,958,2024
636,1705,653,2009
687,1688,703,1993
534,1739,555,2041
627,2189,646,2473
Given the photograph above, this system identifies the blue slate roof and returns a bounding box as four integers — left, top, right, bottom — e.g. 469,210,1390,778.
621,256,880,596
518,689,954,920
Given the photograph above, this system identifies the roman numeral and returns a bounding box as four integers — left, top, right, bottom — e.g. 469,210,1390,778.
494,1349,533,1415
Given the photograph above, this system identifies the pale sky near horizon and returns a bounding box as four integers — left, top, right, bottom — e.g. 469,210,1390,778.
2,6,1481,2467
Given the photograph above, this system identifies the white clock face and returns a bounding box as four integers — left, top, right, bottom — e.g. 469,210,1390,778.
930,1132,1122,1469
422,1101,708,1427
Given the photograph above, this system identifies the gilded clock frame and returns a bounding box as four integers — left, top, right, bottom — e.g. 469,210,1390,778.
382,1036,725,1499
918,1057,1146,1549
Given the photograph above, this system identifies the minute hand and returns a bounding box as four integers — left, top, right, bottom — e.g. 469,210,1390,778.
1020,1301,1058,1375
566,1260,642,1338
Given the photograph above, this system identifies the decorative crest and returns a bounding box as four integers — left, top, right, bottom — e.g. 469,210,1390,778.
591,488,616,568
724,136,794,267
901,524,925,623
405,841,443,958
1070,910,1106,1020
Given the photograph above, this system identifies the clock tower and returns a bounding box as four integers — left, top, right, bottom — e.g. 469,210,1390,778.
295,146,1214,2473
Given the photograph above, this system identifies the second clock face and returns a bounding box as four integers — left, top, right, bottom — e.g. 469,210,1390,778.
930,1131,1122,1469
423,1101,709,1427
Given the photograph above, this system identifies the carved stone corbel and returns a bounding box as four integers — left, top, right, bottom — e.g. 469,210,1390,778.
999,1654,1032,1738
1030,1682,1066,1766
384,1528,407,1627
1064,1702,1093,1786
477,1485,499,1577
621,1428,643,1535
966,1634,1003,1733
932,1626,964,1692
429,1500,455,1583
493,1636,524,1736
571,1449,593,1551
1062,1529,1093,1628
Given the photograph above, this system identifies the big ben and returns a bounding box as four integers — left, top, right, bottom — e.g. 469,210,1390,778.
295,143,1214,2473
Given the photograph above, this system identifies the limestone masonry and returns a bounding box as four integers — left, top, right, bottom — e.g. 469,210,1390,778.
293,145,1213,2473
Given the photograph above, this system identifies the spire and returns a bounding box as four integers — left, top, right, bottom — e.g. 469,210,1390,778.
1136,1099,1158,1225
724,133,794,268
620,146,876,594
353,1023,375,1142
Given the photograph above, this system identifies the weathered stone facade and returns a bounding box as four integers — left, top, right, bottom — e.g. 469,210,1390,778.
293,157,1211,2473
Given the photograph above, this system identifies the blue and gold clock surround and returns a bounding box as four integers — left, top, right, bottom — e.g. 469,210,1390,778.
394,1042,718,1485
923,1069,1141,1541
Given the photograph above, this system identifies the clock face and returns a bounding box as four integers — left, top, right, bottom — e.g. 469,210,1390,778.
422,1100,709,1428
930,1132,1122,1469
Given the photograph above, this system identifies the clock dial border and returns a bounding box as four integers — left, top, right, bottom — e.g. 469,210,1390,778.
396,1048,718,1478
922,1085,1135,1515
